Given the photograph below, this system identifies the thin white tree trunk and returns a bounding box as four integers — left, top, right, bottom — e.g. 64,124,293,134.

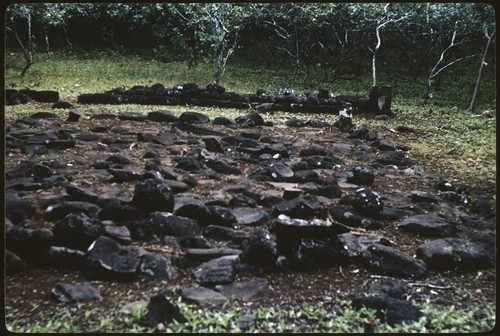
469,28,495,111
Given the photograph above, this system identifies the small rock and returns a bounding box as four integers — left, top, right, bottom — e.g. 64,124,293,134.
52,282,102,303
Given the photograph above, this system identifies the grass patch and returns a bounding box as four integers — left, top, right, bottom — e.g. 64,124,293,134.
6,298,495,333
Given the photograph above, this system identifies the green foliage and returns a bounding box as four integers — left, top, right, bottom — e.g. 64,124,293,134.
6,3,496,84
6,299,495,333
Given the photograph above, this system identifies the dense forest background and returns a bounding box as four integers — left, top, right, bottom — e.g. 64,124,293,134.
4,3,496,108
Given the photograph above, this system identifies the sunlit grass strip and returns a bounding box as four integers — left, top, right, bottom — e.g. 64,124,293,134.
6,298,495,333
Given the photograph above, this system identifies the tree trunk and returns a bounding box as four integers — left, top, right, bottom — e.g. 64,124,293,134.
10,14,34,83
470,28,495,111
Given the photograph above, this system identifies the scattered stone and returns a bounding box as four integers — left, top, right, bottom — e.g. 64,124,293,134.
410,190,438,203
416,238,494,270
351,295,423,326
361,243,427,279
374,151,413,168
179,111,210,124
232,207,269,226
146,294,187,330
67,109,81,122
131,179,175,214
5,250,27,274
203,225,250,243
5,195,36,224
84,236,144,281
329,205,384,229
193,255,238,286
342,188,384,219
44,201,101,221
137,253,177,281
53,212,105,250
52,282,102,303
147,110,179,123
240,229,279,268
146,212,200,238
215,278,271,301
118,111,147,121
333,232,391,259
398,214,457,237
185,247,242,261
181,287,228,306
346,166,375,186
290,238,340,270
362,278,407,300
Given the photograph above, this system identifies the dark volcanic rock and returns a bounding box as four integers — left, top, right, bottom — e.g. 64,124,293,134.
6,250,27,274
374,151,413,168
147,110,179,123
215,278,271,301
181,287,228,306
232,207,269,226
5,195,36,224
146,295,187,329
185,247,242,262
118,111,147,121
53,212,105,250
333,232,391,260
44,201,101,221
361,243,427,279
203,225,250,243
398,214,457,237
341,188,383,219
179,111,210,124
203,205,237,227
273,214,350,257
273,195,323,219
346,166,375,186
52,282,102,303
131,179,175,214
47,246,87,269
329,205,384,230
84,236,144,281
240,229,279,268
6,224,54,264
351,295,423,326
146,212,201,238
290,238,340,270
193,255,238,286
137,253,176,281
416,238,494,270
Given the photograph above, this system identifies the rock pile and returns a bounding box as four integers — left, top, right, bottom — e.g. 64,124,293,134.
75,83,373,115
4,103,495,327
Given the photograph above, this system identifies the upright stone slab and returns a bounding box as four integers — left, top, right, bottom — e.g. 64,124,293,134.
368,85,393,115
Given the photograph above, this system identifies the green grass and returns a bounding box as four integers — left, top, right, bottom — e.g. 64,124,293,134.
6,298,495,333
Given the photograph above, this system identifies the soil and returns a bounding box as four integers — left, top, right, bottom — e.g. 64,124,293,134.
3,99,496,331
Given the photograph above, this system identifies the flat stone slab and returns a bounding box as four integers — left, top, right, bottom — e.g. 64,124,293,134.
397,214,456,237
181,287,228,306
416,238,494,270
193,255,238,286
215,278,271,301
52,282,102,303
